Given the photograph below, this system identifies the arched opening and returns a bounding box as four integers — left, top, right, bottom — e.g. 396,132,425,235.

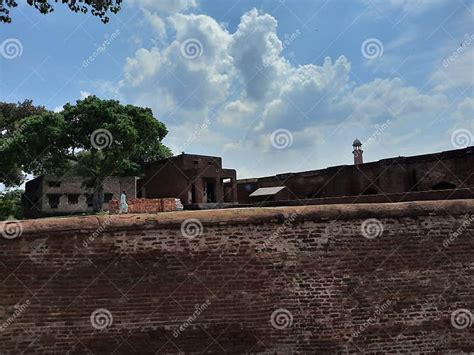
431,181,456,190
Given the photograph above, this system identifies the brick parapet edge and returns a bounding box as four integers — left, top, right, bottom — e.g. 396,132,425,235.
6,199,474,237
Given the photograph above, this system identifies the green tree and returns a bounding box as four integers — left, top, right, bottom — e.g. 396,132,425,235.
0,0,122,24
0,100,48,186
0,189,23,221
1,96,172,211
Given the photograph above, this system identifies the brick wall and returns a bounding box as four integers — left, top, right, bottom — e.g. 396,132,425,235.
1,200,473,353
108,198,177,214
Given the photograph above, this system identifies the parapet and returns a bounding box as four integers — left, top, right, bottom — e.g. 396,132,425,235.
10,199,474,238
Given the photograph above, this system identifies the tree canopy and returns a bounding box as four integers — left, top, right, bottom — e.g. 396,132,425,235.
0,99,47,185
0,96,172,189
0,0,122,24
0,189,23,220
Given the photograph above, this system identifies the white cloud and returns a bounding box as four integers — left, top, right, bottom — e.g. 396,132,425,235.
142,9,167,39
108,8,468,177
258,57,352,133
218,100,258,127
80,90,91,99
349,78,448,123
230,9,289,101
454,97,474,130
432,43,474,92
117,12,234,123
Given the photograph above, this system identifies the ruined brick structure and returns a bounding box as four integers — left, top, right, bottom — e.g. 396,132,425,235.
1,200,473,353
23,176,137,218
237,147,474,205
139,153,237,205
108,198,177,214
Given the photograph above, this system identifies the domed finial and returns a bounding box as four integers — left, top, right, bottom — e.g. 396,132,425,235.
353,138,362,147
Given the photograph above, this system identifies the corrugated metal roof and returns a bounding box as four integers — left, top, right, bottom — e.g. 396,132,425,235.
249,186,286,197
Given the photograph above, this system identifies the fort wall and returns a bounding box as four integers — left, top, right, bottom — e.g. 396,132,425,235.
1,200,473,353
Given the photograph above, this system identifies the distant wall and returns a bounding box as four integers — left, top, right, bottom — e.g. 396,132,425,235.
257,187,474,207
108,198,177,214
1,200,473,353
237,147,474,204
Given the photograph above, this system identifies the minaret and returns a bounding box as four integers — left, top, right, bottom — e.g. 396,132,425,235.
352,138,363,165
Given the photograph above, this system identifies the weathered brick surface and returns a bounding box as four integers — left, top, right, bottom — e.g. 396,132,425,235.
109,198,177,214
0,200,473,354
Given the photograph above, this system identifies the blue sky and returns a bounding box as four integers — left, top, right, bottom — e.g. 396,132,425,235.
0,0,473,181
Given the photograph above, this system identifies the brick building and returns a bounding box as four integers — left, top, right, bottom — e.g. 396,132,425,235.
24,176,137,218
139,153,237,205
237,143,474,205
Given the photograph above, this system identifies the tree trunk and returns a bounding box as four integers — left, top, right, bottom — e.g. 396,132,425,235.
92,189,100,213
98,184,104,211
93,185,104,212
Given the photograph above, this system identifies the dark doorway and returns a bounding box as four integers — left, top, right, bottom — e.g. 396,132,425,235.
431,181,456,190
191,183,197,203
206,181,216,203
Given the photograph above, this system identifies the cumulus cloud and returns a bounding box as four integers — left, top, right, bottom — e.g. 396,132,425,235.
432,44,474,92
119,12,232,118
218,100,258,127
230,9,289,101
454,97,474,130
258,57,352,132
142,9,167,39
349,78,448,123
108,8,468,176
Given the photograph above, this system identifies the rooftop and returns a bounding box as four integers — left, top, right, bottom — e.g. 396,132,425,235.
249,186,286,197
